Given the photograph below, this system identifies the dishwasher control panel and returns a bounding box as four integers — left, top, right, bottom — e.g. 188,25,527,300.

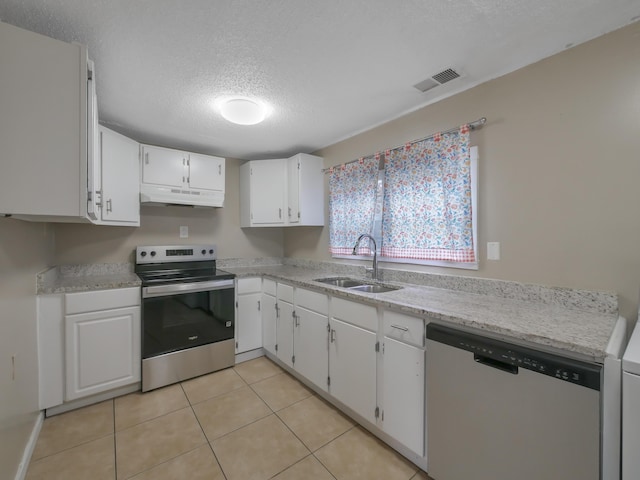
427,323,601,391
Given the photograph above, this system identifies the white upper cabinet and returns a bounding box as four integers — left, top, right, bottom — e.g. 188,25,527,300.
240,153,324,227
140,144,225,207
0,21,98,222
240,158,287,226
287,154,324,226
97,127,140,226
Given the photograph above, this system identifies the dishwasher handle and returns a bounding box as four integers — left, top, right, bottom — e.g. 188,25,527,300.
474,353,519,374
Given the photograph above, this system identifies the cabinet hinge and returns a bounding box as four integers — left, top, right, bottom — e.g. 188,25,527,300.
375,406,380,419
327,376,331,386
292,355,295,364
235,300,238,308
257,300,261,311
87,68,93,80
375,341,380,352
275,344,278,352
298,212,300,219
235,341,238,349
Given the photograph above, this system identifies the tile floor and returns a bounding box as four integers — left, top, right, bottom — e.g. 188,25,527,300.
26,356,432,480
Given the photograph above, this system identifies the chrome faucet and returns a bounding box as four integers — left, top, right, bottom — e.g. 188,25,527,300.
352,233,378,280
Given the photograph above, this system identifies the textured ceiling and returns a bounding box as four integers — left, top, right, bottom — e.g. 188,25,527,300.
1,1,639,159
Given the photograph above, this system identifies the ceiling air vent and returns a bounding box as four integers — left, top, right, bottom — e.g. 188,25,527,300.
432,68,460,84
413,68,461,93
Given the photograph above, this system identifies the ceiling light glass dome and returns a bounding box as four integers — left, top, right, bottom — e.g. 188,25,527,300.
218,97,269,125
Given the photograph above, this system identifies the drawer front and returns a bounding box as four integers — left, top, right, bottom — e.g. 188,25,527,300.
237,277,262,294
65,287,140,315
296,288,328,315
263,278,277,296
331,297,377,332
383,310,424,347
278,283,294,303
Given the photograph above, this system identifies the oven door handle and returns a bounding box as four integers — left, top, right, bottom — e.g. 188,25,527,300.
142,279,234,298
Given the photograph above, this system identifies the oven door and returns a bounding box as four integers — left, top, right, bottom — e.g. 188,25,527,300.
141,279,235,359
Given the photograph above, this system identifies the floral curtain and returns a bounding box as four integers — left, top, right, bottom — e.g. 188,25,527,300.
328,157,379,255
381,129,475,262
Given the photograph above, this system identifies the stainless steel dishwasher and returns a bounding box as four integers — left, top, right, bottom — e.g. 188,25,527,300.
426,323,602,480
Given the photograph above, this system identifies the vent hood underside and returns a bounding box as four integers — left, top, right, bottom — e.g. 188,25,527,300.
140,184,224,207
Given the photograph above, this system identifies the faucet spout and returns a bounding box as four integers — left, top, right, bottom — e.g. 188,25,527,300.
352,234,378,280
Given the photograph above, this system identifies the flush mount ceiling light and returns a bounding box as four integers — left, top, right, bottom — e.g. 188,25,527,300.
217,97,270,125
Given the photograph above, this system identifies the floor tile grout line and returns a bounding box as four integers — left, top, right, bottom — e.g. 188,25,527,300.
29,430,115,464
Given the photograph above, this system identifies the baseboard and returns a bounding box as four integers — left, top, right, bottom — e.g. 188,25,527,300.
235,348,265,364
46,383,141,417
14,411,44,480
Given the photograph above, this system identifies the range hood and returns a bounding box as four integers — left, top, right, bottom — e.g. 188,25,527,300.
140,184,224,207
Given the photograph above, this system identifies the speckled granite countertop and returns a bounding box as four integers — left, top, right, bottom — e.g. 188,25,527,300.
37,263,141,294
36,259,620,362
222,262,620,362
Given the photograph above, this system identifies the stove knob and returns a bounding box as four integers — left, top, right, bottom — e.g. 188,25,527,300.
140,251,147,257
209,249,214,254
150,251,156,257
201,249,206,255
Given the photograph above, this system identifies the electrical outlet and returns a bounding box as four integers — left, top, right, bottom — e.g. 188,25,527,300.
487,242,501,260
179,226,188,238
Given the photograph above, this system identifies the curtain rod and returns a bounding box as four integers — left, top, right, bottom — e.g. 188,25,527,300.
323,117,486,173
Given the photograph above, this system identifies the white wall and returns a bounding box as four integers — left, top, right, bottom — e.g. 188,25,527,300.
0,219,53,479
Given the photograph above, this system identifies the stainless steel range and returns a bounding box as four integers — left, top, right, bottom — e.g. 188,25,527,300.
135,244,235,392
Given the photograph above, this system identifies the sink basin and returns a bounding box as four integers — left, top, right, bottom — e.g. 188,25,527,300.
314,277,364,288
314,277,401,294
348,284,401,294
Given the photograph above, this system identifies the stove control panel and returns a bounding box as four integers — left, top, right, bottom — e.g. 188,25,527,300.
136,244,216,264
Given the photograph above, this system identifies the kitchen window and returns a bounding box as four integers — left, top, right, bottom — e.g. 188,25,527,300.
329,128,478,270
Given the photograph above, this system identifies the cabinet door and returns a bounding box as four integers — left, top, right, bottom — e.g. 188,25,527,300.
99,127,140,224
295,306,328,391
249,159,286,224
236,292,262,353
382,336,425,456
188,153,225,192
287,156,300,224
277,300,295,368
141,145,185,188
65,306,140,400
329,318,377,423
262,293,277,356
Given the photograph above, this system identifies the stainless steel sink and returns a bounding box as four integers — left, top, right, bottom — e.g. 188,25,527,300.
313,277,401,294
314,277,364,288
348,284,401,293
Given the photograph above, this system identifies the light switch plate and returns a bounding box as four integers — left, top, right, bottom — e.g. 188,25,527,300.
487,242,500,260
179,226,188,238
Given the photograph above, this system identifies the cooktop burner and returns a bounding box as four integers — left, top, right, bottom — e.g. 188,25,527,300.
134,244,235,286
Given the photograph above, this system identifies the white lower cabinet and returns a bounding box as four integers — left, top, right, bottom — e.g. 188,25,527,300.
64,287,140,401
293,288,329,391
381,310,426,456
276,283,295,368
235,277,263,354
262,279,277,356
329,298,378,424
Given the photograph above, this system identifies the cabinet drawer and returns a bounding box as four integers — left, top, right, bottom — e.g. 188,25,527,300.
383,311,424,348
65,287,140,315
296,288,328,315
331,297,377,332
278,283,294,303
237,277,262,294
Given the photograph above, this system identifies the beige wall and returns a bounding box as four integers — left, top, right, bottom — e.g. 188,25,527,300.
54,157,284,264
0,218,53,478
285,22,640,321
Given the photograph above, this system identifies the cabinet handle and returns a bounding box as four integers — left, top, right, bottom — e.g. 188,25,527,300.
257,300,261,311
288,207,292,218
218,164,222,175
279,208,282,219
145,152,149,164
106,199,112,213
295,314,300,327
390,324,409,332
330,329,336,343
